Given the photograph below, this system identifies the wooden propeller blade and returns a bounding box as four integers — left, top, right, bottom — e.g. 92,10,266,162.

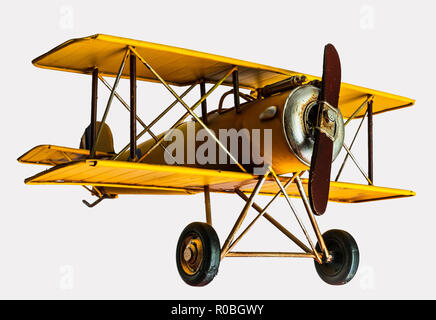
308,44,341,215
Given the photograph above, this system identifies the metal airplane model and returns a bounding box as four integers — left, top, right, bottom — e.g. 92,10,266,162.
18,34,415,286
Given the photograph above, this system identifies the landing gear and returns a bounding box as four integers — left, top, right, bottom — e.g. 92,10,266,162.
175,177,361,287
314,229,359,285
176,222,221,286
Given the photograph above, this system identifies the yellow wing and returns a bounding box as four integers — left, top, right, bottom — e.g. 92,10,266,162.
24,159,415,203
32,34,414,119
24,159,255,194
253,179,415,203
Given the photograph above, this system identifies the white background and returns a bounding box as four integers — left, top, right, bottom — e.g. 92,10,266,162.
1,0,433,299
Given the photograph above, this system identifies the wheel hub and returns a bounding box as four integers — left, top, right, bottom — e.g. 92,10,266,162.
179,235,204,275
183,247,193,262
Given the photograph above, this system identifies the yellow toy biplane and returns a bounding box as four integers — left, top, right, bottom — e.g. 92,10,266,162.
18,34,415,286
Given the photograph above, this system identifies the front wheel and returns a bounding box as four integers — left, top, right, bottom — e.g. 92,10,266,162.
314,229,359,285
176,222,220,286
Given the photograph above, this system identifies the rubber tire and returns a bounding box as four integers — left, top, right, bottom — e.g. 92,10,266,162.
314,229,359,285
176,222,220,286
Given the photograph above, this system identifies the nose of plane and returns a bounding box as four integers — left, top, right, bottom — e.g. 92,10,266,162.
282,85,344,166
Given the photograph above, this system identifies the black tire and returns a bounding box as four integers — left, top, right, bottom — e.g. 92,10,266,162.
176,222,220,286
314,229,359,285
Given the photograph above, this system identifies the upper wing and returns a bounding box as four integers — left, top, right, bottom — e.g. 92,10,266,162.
32,34,294,90
32,34,414,118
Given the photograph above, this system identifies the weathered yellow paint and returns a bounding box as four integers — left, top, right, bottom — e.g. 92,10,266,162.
25,159,255,190
253,178,416,203
24,159,415,203
32,34,414,119
17,145,112,166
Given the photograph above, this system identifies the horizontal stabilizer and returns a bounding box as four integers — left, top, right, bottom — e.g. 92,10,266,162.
18,145,112,166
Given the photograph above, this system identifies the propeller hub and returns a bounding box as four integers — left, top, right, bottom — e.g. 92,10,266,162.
283,85,344,167
325,109,337,123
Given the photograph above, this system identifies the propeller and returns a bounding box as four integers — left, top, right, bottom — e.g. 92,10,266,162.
308,44,341,215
